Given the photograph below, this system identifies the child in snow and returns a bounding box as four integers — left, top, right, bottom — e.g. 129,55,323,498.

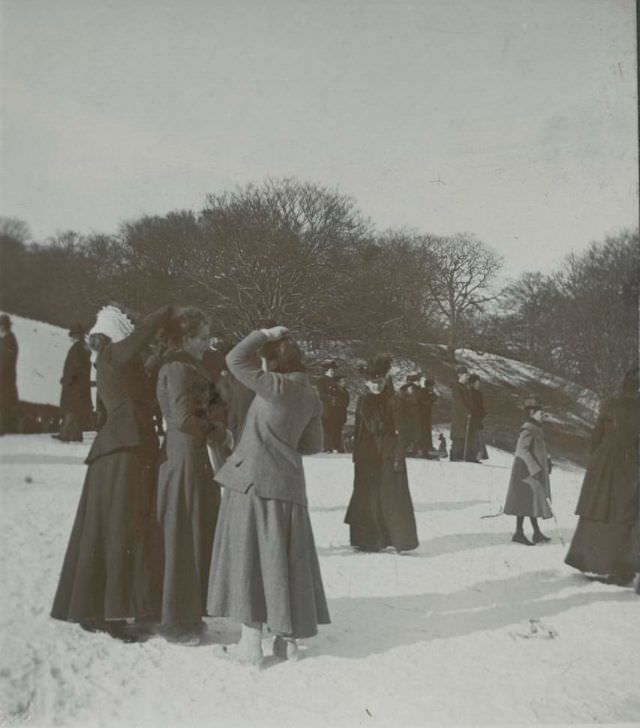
503,397,552,546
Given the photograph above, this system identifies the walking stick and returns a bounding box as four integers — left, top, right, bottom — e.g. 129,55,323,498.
545,496,565,546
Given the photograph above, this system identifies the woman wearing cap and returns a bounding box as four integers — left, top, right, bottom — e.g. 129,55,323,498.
565,368,640,586
345,355,418,553
155,307,224,641
503,398,552,545
51,304,172,640
207,325,330,665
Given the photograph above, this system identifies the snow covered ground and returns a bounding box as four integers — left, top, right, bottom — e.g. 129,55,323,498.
1,433,639,727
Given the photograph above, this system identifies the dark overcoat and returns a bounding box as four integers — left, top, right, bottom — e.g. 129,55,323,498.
574,395,640,524
450,381,471,440
345,391,418,552
0,331,19,408
60,340,92,422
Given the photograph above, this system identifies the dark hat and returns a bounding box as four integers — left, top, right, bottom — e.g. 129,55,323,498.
0,313,12,329
455,365,468,376
467,373,480,384
321,360,338,369
406,372,421,383
361,353,392,380
68,323,85,337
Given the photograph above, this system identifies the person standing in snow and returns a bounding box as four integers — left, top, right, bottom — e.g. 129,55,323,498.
449,366,471,461
0,313,19,435
465,374,487,462
503,397,553,545
207,326,330,665
54,324,92,442
51,304,172,641
565,368,640,586
345,355,419,553
317,360,347,452
155,307,225,641
418,374,438,458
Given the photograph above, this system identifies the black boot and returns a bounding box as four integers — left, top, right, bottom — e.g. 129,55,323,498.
532,531,551,544
512,532,533,546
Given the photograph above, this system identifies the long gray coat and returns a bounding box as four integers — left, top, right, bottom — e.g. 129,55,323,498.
504,420,552,519
214,330,323,506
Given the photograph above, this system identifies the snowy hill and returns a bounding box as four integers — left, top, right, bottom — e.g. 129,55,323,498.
0,313,69,407
306,340,600,465
1,435,639,725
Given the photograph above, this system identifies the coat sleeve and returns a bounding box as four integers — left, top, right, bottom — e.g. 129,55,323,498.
224,330,287,401
109,306,172,367
515,427,542,478
160,362,216,439
297,395,324,455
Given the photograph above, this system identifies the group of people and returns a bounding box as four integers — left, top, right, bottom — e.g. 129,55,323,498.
51,305,330,663
2,302,637,666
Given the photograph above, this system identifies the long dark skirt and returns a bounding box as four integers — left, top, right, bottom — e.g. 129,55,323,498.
345,459,418,553
565,517,639,578
156,433,220,628
51,447,162,622
207,487,330,639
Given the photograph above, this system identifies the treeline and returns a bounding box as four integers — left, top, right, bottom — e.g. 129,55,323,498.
1,178,637,396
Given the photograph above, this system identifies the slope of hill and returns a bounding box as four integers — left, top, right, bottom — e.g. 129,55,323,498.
0,313,69,407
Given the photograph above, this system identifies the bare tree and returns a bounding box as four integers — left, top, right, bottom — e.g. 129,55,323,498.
424,234,502,360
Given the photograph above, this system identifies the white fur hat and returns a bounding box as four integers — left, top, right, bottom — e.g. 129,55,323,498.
89,305,135,343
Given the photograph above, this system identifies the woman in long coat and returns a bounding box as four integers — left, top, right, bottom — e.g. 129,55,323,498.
345,356,419,553
504,397,552,545
51,304,171,640
565,369,640,585
56,325,92,442
156,308,222,641
207,326,330,664
0,313,19,434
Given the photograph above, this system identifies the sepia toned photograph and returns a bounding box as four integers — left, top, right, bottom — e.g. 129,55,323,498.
1,1,638,726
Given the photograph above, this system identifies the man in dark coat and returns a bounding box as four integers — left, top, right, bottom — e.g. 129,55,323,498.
449,366,471,461
316,360,347,453
465,373,486,462
0,314,19,435
54,324,92,442
418,374,438,458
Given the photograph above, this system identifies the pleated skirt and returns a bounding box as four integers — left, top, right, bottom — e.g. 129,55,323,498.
207,487,330,639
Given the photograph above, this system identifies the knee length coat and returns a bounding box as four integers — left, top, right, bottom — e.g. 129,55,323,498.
504,420,552,519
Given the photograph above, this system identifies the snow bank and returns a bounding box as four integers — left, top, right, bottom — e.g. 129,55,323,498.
0,314,69,407
1,434,638,726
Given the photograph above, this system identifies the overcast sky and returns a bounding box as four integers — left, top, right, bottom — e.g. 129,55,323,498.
2,0,637,277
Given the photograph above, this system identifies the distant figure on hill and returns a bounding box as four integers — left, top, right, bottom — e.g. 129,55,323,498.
0,313,19,435
503,397,552,546
565,368,640,586
449,366,471,461
438,433,448,458
54,324,92,442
